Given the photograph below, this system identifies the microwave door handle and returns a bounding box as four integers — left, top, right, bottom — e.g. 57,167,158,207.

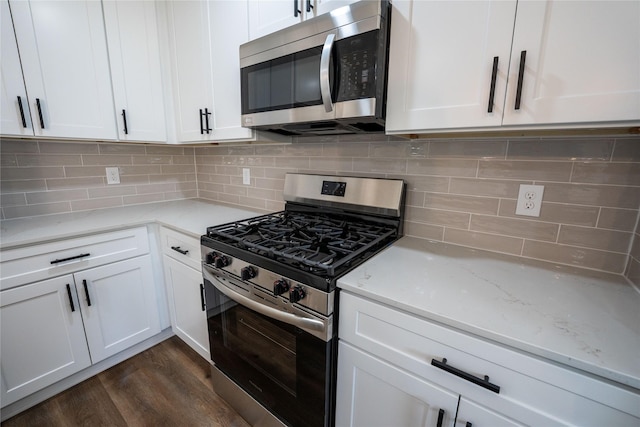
320,33,335,113
204,267,326,335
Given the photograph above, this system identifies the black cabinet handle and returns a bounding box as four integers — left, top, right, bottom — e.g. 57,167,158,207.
306,0,313,13
83,279,92,307
199,108,204,134
514,50,526,110
200,283,206,311
436,409,445,427
122,109,128,135
17,96,27,127
171,246,189,255
50,253,91,265
204,108,211,134
36,98,45,129
487,56,499,113
66,284,76,312
294,0,301,17
431,358,500,394
466,422,473,427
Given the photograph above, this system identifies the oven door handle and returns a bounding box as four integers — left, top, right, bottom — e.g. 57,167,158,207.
320,33,335,113
204,268,326,334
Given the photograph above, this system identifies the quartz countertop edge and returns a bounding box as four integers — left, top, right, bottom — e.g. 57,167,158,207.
337,236,640,391
0,199,262,249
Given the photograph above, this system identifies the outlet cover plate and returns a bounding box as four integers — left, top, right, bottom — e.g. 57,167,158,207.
242,168,250,185
515,184,544,217
106,167,120,185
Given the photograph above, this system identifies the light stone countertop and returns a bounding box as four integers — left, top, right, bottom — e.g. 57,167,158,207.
2,202,638,390
338,236,640,390
0,199,261,249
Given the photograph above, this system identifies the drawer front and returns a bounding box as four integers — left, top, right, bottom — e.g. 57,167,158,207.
0,227,149,290
159,227,201,271
339,292,640,426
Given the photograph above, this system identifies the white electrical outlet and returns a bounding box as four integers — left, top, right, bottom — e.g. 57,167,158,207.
106,167,120,185
242,168,250,185
515,184,544,217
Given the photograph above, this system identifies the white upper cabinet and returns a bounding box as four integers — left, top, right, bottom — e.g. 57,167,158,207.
8,0,117,140
386,0,640,134
103,0,167,142
163,0,253,143
247,0,359,40
502,0,640,126
386,0,517,132
1,1,33,137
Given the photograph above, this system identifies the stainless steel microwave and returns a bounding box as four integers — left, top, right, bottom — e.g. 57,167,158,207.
239,0,391,136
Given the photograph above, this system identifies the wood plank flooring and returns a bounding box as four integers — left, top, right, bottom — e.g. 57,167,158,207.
1,337,251,427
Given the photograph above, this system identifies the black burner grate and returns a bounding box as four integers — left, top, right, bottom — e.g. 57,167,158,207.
206,210,397,277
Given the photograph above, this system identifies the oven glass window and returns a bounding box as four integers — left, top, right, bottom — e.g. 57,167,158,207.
224,304,297,394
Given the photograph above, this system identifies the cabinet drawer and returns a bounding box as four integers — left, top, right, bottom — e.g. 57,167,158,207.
339,292,640,425
159,227,201,271
0,227,149,290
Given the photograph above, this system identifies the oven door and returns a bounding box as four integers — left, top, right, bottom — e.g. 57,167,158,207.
203,265,336,427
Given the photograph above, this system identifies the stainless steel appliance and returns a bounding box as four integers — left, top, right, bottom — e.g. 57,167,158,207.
239,1,391,136
201,173,405,427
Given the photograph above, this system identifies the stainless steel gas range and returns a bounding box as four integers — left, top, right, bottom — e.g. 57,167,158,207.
201,173,405,427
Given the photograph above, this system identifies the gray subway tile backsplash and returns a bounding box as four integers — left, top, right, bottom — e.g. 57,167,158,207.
0,135,638,283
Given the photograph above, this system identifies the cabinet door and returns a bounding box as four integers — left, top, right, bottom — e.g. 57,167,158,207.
0,275,91,407
503,0,640,126
247,0,305,41
314,0,359,16
386,0,517,133
103,0,167,142
164,0,214,142
75,255,161,364
336,341,459,427
456,398,524,427
0,0,33,137
209,0,254,141
9,0,116,140
163,256,209,360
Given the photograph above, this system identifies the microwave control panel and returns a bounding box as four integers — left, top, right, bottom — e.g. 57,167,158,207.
336,30,379,101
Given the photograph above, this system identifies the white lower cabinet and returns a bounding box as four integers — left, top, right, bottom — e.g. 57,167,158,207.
337,341,459,427
160,227,209,360
0,227,162,408
75,256,161,364
0,275,92,407
337,292,640,427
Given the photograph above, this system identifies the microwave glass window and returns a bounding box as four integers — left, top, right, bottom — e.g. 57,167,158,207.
294,47,322,105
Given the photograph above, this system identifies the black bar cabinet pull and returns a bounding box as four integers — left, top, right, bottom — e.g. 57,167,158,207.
431,357,500,394
36,98,45,129
199,108,204,134
50,253,91,265
200,283,206,311
294,0,301,17
66,284,76,312
17,96,27,127
204,108,211,134
171,246,189,255
436,409,445,427
83,279,92,307
514,50,526,110
306,0,313,13
487,56,499,113
122,109,128,135
466,422,473,427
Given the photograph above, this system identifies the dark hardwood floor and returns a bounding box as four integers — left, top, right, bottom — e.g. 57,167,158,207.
1,337,251,427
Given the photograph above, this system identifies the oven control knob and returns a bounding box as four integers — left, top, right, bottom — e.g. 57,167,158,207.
241,266,257,280
289,286,306,303
205,252,217,264
273,279,289,296
214,254,231,268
